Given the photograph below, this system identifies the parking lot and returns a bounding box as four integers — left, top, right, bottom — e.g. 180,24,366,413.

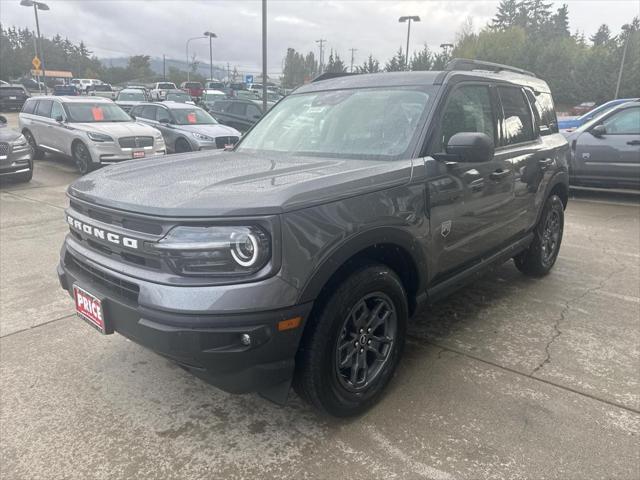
0,109,638,479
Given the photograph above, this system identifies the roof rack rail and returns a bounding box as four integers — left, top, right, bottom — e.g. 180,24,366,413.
444,58,536,78
311,72,358,83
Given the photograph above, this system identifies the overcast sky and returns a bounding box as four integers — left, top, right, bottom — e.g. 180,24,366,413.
1,0,638,74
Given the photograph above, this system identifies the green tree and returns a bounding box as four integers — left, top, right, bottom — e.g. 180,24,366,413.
491,0,519,30
385,47,405,72
355,54,380,73
325,50,346,73
590,24,612,46
410,44,433,71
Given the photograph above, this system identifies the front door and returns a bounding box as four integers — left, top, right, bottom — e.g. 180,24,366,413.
427,83,515,277
573,105,640,188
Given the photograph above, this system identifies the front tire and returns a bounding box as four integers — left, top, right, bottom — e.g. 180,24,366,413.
515,194,564,277
294,264,408,417
175,138,192,153
72,141,95,175
23,130,44,160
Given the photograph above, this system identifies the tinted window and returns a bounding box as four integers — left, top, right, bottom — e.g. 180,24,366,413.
439,85,495,150
246,104,262,119
603,107,640,135
50,102,65,119
212,101,229,112
35,100,52,117
22,99,37,114
498,86,535,145
139,105,157,119
117,91,146,101
157,83,176,89
156,107,171,122
532,91,557,135
238,87,432,160
229,102,247,116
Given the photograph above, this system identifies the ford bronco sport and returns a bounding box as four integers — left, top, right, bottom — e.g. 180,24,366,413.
58,59,569,417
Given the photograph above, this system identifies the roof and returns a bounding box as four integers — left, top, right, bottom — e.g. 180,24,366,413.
28,95,114,103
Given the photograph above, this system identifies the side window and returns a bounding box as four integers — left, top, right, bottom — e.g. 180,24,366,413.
156,107,171,122
35,99,52,117
246,104,262,119
140,105,157,119
22,99,37,114
602,108,640,135
212,101,229,112
50,102,65,120
229,102,247,116
534,91,558,135
498,86,535,146
439,85,495,151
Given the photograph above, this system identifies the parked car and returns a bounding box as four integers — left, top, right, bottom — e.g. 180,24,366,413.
130,101,240,153
163,89,195,104
565,100,640,189
0,84,30,111
0,114,33,183
0,80,9,86
53,84,79,96
19,96,165,174
570,101,596,116
208,98,264,132
20,78,45,92
200,89,227,111
56,59,569,416
71,78,103,94
88,83,117,100
204,80,226,90
180,81,203,99
115,88,149,113
150,82,177,101
558,98,639,132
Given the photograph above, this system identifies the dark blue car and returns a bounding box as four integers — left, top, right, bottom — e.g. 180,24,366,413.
558,98,639,131
52,84,79,96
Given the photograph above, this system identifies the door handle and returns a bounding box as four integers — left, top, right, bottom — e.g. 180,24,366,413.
490,169,510,181
627,140,640,146
538,158,554,170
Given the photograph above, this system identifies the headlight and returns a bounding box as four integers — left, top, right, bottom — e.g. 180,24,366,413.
151,225,271,276
86,131,114,142
192,132,215,142
11,135,27,147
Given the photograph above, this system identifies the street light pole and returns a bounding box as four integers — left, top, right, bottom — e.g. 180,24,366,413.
399,16,420,71
186,36,206,82
204,31,217,81
21,0,50,94
262,0,267,113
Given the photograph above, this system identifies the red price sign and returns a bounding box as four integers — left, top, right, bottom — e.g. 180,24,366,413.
187,112,197,124
91,107,104,121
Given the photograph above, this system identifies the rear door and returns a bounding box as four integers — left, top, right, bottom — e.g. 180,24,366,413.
32,99,54,149
427,83,515,275
573,105,640,187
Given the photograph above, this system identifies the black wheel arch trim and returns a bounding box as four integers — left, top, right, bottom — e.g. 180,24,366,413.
297,226,427,306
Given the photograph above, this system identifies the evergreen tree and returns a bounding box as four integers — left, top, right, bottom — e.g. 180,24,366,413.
355,54,380,73
590,24,612,46
491,0,519,30
385,47,405,72
410,44,433,71
550,4,570,37
325,50,346,73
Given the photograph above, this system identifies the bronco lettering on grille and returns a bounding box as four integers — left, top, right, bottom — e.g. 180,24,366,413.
67,215,139,249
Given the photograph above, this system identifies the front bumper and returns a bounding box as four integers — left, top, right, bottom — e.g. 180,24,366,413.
57,240,312,397
0,146,32,175
87,141,166,165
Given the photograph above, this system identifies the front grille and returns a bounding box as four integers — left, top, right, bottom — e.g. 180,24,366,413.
0,143,10,156
118,136,153,148
71,200,163,235
215,136,239,149
65,252,140,303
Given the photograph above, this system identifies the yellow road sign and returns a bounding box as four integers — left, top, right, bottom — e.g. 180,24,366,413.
32,56,41,70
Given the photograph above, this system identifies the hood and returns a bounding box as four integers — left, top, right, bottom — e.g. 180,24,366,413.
72,121,159,138
68,151,413,217
173,123,240,138
0,125,22,142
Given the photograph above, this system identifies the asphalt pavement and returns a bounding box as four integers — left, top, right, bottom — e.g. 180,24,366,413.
1,112,639,479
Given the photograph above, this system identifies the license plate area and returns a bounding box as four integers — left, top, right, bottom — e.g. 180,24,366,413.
132,151,145,159
73,284,112,334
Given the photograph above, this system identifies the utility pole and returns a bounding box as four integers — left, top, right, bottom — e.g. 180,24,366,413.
315,39,326,74
262,0,267,113
349,48,357,73
615,35,629,99
227,62,231,83
163,54,166,80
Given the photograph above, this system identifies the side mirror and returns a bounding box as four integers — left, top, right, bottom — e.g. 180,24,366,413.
591,124,606,137
0,115,6,124
158,118,170,124
55,115,64,123
445,132,494,163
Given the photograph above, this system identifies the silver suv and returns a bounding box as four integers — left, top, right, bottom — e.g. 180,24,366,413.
19,96,166,174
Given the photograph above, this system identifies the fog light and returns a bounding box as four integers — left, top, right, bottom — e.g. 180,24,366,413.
240,333,251,346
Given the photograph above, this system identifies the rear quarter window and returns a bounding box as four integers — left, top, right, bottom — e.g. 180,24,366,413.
22,99,37,114
533,91,558,135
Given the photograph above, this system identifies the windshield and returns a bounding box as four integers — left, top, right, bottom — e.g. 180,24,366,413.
172,108,217,125
166,92,191,101
237,87,432,160
117,91,146,101
65,103,131,123
203,92,225,101
157,83,176,89
0,88,25,96
92,85,111,91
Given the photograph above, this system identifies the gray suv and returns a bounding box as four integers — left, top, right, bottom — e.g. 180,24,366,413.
57,59,569,416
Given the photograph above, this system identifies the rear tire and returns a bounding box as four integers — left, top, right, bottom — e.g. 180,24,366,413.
294,264,407,417
515,194,564,277
72,141,95,175
23,130,44,160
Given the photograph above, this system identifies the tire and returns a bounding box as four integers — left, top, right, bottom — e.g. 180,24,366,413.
72,141,95,175
515,194,564,277
294,264,408,417
23,130,44,160
175,138,192,153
